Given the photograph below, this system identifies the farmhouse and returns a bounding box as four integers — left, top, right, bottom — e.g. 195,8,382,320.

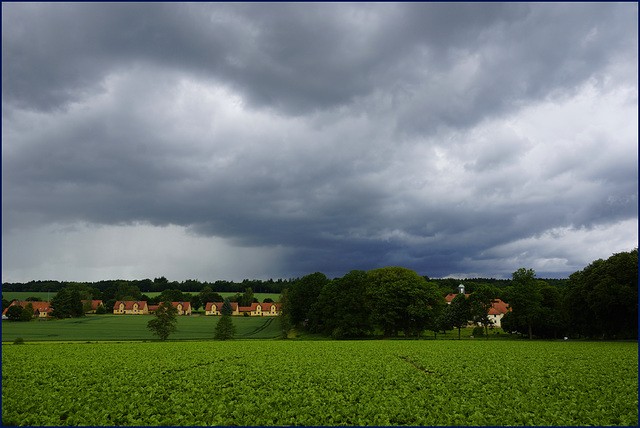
113,301,149,315
205,302,239,316
155,302,192,315
445,285,510,328
2,301,53,318
81,300,104,313
205,302,281,316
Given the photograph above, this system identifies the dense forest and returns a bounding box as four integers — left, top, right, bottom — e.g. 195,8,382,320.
279,249,637,340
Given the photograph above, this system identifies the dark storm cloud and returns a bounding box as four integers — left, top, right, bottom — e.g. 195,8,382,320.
2,3,637,281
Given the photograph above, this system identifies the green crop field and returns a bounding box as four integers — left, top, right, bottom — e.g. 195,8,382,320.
2,340,636,426
1,315,282,342
2,291,57,302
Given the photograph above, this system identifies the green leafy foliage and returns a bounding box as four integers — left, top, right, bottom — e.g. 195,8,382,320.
220,297,233,316
214,315,236,340
444,293,472,339
50,287,84,319
147,301,178,341
2,341,637,426
5,304,24,321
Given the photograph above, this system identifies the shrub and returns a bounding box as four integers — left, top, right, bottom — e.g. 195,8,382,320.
472,326,485,337
14,337,24,345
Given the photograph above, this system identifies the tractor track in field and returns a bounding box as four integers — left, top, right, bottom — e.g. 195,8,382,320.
242,318,274,337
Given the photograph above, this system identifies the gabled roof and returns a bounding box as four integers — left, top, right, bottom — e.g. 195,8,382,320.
488,299,510,315
158,302,191,311
113,301,147,310
81,300,103,310
205,302,238,311
445,293,470,303
3,301,52,315
259,302,281,311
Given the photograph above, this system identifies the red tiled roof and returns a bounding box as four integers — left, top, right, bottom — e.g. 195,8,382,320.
158,302,191,311
3,301,53,315
81,300,103,310
148,305,159,311
259,302,281,311
205,302,238,311
113,301,148,310
488,299,510,315
445,293,470,303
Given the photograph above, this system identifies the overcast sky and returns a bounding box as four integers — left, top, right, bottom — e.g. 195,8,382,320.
2,3,637,283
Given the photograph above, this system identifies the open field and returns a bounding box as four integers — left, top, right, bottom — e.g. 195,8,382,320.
2,314,508,343
2,291,56,302
2,291,281,303
2,340,637,426
1,315,282,342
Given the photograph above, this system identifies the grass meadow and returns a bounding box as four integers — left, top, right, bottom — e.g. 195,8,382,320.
1,314,282,342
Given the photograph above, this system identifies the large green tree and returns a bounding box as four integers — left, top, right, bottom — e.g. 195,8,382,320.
285,272,329,327
5,305,24,321
564,249,638,339
503,268,543,339
20,303,34,322
199,286,223,307
147,301,178,341
366,267,444,337
468,284,496,339
311,270,374,338
190,295,202,312
50,288,84,319
221,297,233,316
214,315,236,340
444,293,472,339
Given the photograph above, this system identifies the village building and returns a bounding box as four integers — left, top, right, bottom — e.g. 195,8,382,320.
2,301,53,318
81,300,104,314
205,302,239,316
113,301,149,315
153,302,192,315
205,302,281,316
445,284,510,327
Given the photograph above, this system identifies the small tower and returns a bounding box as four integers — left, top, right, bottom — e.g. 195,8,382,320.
458,284,465,294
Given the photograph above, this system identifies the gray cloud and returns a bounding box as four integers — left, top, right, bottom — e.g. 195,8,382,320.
2,3,637,282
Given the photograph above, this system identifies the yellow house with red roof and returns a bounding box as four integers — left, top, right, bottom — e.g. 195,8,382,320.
205,302,280,316
158,302,192,315
2,301,53,318
81,300,104,314
113,301,149,314
205,302,240,316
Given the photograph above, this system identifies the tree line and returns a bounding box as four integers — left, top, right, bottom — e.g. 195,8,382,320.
3,249,636,340
1,277,296,294
280,249,637,340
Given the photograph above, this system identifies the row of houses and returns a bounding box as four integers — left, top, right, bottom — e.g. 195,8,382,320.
1,300,282,318
112,301,193,315
204,302,281,316
112,301,282,316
